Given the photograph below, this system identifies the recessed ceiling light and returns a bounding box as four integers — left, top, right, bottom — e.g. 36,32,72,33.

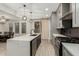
45,8,48,11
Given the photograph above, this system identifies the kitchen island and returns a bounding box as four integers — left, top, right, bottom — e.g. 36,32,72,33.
7,34,41,56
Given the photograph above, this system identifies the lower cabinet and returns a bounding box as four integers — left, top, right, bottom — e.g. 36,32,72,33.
30,35,41,56
62,46,72,56
31,38,37,56
37,35,41,49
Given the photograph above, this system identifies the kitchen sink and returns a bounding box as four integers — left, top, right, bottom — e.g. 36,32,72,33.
30,34,37,36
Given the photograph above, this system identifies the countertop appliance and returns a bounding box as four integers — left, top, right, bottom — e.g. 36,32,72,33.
54,36,79,56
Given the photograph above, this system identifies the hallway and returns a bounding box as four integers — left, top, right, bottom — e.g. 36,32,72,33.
36,39,55,56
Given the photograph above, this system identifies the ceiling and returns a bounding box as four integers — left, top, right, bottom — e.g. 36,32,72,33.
3,3,59,19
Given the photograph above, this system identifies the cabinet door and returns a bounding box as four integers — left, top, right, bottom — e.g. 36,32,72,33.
59,4,62,19
56,10,59,28
63,46,72,56
56,4,63,28
56,4,60,28
31,39,37,56
59,20,63,28
37,35,41,49
72,3,79,27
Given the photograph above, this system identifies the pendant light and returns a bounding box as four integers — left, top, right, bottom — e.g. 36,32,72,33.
22,4,27,20
29,3,33,23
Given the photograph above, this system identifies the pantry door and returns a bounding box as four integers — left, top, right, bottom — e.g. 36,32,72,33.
41,19,49,40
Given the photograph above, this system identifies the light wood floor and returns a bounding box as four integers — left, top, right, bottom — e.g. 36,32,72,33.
0,42,6,56
35,39,55,56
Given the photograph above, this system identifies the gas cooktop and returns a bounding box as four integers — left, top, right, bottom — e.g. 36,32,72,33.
57,36,79,44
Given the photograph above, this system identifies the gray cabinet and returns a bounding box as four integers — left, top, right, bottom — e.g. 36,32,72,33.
30,35,41,56
56,3,79,27
62,46,72,56
56,3,72,29
37,35,41,49
72,3,79,27
56,4,63,28
31,38,37,56
61,3,79,27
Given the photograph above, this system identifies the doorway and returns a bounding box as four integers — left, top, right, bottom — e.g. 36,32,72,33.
41,19,49,40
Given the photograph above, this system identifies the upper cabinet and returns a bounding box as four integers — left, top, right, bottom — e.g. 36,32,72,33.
72,3,79,27
56,3,72,29
62,3,72,20
56,3,79,29
56,4,63,29
57,4,62,19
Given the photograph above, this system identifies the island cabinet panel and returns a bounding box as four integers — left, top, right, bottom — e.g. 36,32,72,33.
30,38,37,56
30,35,41,56
37,35,41,49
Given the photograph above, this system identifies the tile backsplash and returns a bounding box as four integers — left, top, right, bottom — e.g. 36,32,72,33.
64,28,79,37
70,28,79,37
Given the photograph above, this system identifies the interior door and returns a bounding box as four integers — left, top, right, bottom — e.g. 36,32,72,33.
41,19,49,40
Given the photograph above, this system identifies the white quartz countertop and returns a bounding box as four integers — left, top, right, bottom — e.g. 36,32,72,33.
8,33,40,42
62,43,79,56
52,33,67,38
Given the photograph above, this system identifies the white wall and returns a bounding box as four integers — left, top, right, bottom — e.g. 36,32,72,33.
48,18,51,40
26,21,31,34
50,12,58,39
0,22,9,34
0,4,20,35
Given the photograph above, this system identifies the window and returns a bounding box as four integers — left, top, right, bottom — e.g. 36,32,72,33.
9,23,13,32
21,22,26,34
15,22,19,34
